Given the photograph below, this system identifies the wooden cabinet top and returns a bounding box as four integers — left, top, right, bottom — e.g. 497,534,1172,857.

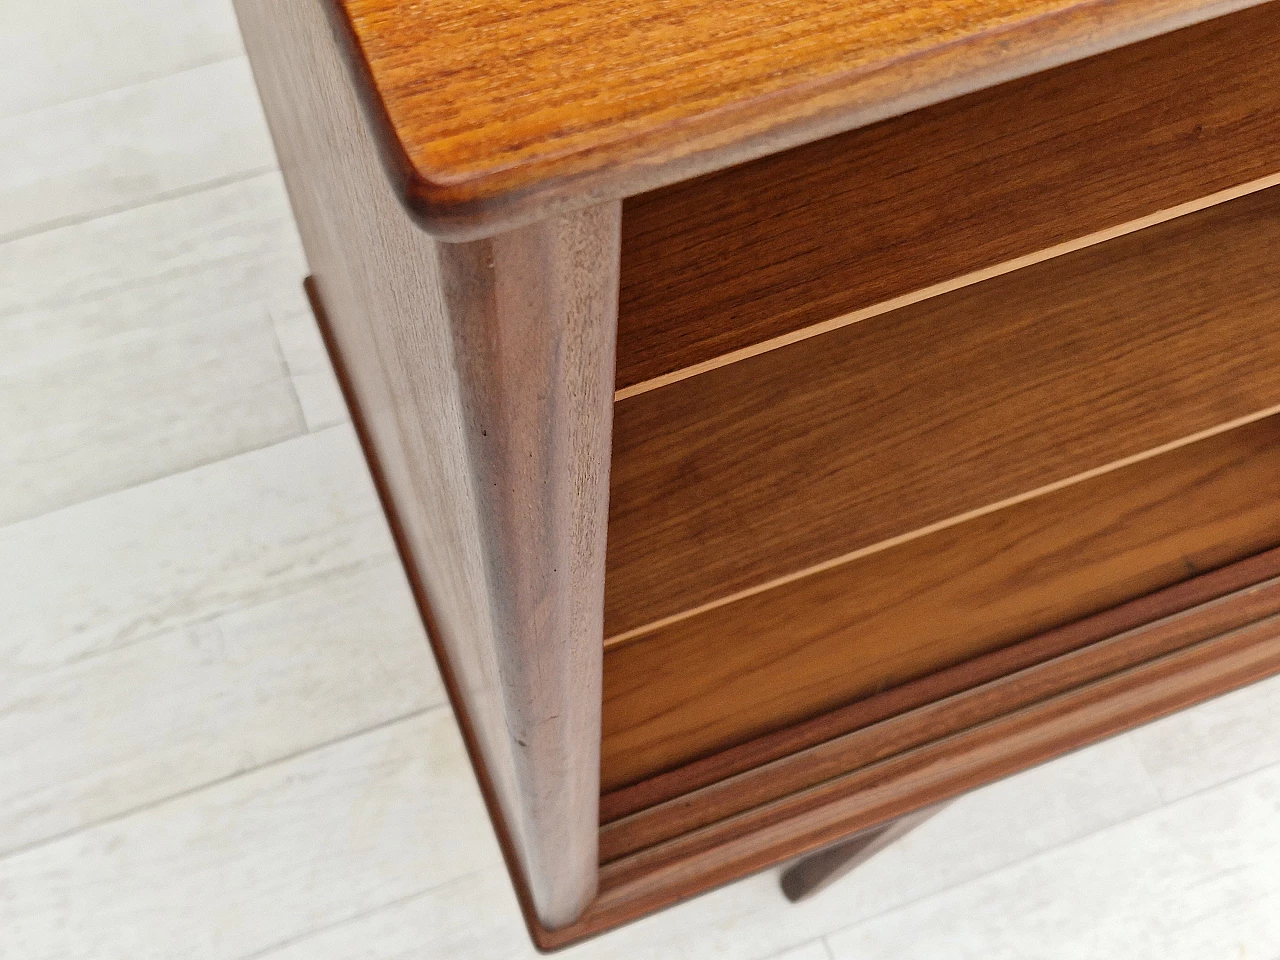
334,0,1266,238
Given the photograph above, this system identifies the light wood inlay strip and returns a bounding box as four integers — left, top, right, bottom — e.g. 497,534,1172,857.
597,602,1280,896
539,552,1280,947
604,405,1280,647
600,547,1280,822
615,5,1280,388
614,171,1280,403
605,186,1280,639
601,416,1280,792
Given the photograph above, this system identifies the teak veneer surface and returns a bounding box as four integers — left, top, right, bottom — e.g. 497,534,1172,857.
586,582,1280,937
616,3,1280,390
601,415,1280,791
242,0,1280,946
604,186,1280,639
600,548,1280,826
551,554,1280,947
333,0,1269,236
238,0,618,930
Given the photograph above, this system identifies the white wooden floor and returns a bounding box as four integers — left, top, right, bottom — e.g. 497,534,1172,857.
4,2,1280,957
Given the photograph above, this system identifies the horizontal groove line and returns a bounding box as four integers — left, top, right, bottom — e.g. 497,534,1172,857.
597,552,1280,823
602,606,1280,873
613,170,1280,403
603,403,1280,649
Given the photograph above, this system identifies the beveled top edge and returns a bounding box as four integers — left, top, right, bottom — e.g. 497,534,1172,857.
333,0,1273,240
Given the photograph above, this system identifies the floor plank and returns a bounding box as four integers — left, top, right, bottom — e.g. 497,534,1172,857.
768,944,834,960
269,285,350,432
0,711,498,960
252,867,538,960
0,560,441,857
250,736,1162,960
0,58,276,241
6,8,1280,958
1129,672,1280,803
0,298,303,524
825,762,1280,960
0,0,243,118
0,172,303,323
0,175,310,522
0,426,393,676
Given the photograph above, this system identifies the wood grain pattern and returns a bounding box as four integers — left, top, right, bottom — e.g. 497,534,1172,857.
601,416,1280,792
535,559,1280,949
240,0,1280,947
332,0,1269,237
605,186,1280,640
615,4,1280,390
602,546,1280,824
237,0,618,930
593,607,1280,936
603,561,1280,861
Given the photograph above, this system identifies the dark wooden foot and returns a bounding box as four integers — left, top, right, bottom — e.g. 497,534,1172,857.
780,804,947,903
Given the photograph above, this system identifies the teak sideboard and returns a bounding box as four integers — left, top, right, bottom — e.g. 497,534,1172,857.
235,0,1280,947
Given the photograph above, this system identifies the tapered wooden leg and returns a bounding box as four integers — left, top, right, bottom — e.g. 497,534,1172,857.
780,804,947,903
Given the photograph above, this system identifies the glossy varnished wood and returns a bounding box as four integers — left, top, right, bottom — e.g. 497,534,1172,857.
533,554,1280,947
333,0,1268,236
601,416,1280,792
602,547,1280,826
605,186,1280,640
239,0,1280,947
237,0,618,930
616,4,1280,391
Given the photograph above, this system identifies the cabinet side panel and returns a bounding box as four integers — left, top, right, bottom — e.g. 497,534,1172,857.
234,0,611,928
